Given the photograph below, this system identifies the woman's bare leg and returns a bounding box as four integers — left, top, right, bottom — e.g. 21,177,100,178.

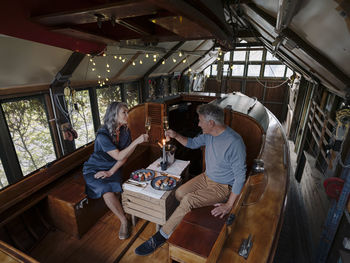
102,192,127,224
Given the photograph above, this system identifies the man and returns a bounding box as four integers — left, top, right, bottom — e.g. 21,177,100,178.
135,103,246,256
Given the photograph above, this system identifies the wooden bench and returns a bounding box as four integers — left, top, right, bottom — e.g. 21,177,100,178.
46,143,160,239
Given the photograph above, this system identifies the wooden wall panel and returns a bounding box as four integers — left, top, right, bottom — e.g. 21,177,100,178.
264,103,283,121
204,79,220,93
264,83,287,102
245,81,264,100
226,79,241,93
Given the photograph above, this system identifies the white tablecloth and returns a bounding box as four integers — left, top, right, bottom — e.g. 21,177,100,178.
122,158,190,199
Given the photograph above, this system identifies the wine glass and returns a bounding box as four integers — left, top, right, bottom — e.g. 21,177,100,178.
163,116,169,130
145,116,151,135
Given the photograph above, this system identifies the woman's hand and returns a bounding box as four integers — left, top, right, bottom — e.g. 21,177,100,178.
94,171,111,179
135,133,149,144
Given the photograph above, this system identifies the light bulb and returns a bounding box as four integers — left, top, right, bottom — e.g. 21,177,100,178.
183,59,186,63
114,56,117,59
122,59,126,63
162,60,165,64
153,58,156,62
106,78,109,81
140,60,143,64
146,54,149,58
132,61,136,66
98,75,101,78
107,69,110,72
179,52,182,57
106,64,110,68
189,68,192,72
89,58,93,62
92,68,95,71
119,56,122,60
173,58,176,63
93,62,96,66
103,53,106,57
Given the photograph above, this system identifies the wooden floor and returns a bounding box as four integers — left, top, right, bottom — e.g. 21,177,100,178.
273,141,312,263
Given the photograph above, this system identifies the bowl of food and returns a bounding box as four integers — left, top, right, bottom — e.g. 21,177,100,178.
130,169,155,182
151,176,176,191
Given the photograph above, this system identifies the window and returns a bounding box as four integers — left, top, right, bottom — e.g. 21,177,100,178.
124,82,139,108
97,85,122,122
247,65,261,77
0,159,8,189
68,89,95,148
204,66,211,77
231,64,245,77
223,64,230,76
249,50,263,61
2,97,56,176
264,64,286,77
233,51,246,61
211,64,218,76
266,51,279,61
224,52,231,61
286,67,294,78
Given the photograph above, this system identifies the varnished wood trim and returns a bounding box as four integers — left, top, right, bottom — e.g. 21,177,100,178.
0,240,39,263
0,85,49,99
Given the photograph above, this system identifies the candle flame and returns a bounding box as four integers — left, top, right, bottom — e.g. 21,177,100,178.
162,139,166,146
158,142,163,148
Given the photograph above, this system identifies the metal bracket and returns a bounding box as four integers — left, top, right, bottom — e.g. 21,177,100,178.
238,234,253,259
76,197,89,210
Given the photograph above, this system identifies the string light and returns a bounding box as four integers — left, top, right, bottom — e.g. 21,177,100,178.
89,58,93,62
87,54,91,57
103,53,106,57
189,68,192,72
140,60,143,64
206,74,210,78
106,64,110,68
153,58,157,62
183,59,187,63
173,58,176,63
153,54,157,58
122,58,126,63
114,56,117,59
106,78,109,81
146,53,149,58
217,57,220,61
179,51,183,57
92,68,95,71
132,61,136,66
107,69,110,72
93,62,96,66
162,60,165,65
119,56,122,60
230,64,234,69
98,75,101,78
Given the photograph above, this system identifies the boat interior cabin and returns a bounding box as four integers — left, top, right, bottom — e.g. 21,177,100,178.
0,1,349,263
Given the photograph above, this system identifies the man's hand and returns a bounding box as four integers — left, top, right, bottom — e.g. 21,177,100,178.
165,129,177,139
94,171,111,179
211,203,232,218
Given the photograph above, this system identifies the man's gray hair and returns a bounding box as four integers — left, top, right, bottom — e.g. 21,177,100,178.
103,101,128,140
197,103,224,125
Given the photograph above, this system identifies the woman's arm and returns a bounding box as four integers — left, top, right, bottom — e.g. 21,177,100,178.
94,158,127,179
107,134,148,161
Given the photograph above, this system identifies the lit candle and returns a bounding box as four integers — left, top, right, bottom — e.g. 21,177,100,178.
162,139,166,163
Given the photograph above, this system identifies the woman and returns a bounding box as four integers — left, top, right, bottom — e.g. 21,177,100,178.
83,102,148,240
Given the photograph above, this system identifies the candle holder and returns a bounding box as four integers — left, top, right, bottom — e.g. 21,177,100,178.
160,161,168,171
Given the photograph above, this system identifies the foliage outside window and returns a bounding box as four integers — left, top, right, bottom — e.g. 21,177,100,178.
67,90,95,148
2,97,56,176
124,82,139,108
0,159,9,189
231,64,245,76
247,65,261,77
97,85,122,122
264,64,286,77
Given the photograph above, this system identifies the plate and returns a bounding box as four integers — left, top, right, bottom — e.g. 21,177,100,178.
151,176,177,191
130,169,155,182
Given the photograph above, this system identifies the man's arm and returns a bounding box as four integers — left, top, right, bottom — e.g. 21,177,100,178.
211,192,238,218
165,129,188,146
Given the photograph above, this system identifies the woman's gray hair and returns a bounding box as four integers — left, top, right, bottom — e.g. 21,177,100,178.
103,102,128,140
197,103,224,125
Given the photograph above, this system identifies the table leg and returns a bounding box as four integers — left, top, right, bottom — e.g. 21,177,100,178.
131,215,137,226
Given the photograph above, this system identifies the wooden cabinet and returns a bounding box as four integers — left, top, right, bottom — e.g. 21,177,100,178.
47,179,108,239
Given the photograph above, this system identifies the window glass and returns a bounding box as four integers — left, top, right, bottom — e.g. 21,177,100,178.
223,64,229,76
97,85,122,122
231,64,245,76
211,64,217,76
264,64,286,77
286,67,294,78
124,82,139,108
67,89,95,148
224,52,231,61
0,159,9,189
266,51,279,61
204,66,211,77
2,97,56,176
233,51,246,61
248,50,263,61
247,65,261,77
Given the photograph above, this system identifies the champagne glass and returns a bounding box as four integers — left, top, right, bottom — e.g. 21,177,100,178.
145,116,151,135
163,116,169,130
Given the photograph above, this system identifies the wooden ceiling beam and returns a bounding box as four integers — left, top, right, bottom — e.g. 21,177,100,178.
32,0,158,26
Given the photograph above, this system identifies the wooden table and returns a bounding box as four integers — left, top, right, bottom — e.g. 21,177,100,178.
122,159,189,231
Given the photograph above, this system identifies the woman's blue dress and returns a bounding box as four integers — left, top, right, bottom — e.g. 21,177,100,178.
83,126,131,199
